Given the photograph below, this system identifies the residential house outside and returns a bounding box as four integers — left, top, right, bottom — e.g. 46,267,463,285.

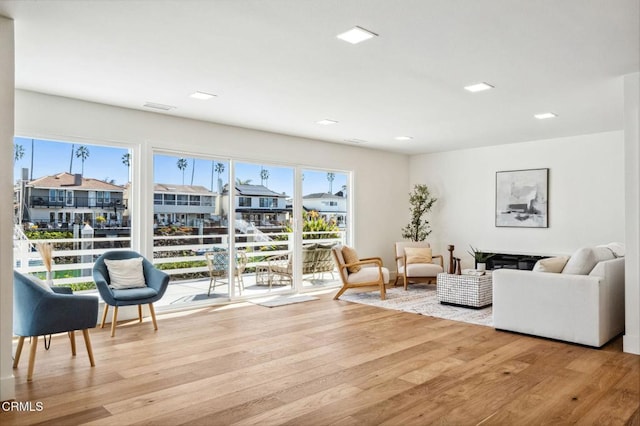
150,183,216,227
16,172,126,228
219,184,291,228
303,192,347,228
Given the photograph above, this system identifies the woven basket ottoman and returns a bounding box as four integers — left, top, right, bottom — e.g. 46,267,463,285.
436,272,493,309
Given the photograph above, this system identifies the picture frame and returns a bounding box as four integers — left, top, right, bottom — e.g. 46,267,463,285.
495,168,549,228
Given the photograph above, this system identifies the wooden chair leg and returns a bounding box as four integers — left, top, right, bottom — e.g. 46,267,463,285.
82,329,95,367
333,285,349,300
13,336,25,368
69,331,76,356
393,274,400,286
27,335,38,381
100,304,109,328
380,282,386,300
148,303,158,331
138,305,143,322
110,306,119,337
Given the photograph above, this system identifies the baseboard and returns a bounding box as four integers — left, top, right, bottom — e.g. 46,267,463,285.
623,333,640,355
0,374,15,402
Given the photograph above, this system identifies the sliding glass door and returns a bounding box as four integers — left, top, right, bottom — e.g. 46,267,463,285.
301,169,347,289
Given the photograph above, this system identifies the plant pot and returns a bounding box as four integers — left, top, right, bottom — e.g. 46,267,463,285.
477,263,486,271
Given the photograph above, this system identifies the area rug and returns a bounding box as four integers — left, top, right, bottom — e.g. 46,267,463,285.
250,294,319,308
339,284,493,327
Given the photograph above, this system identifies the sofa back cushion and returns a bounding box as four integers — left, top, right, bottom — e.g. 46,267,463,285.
562,247,616,275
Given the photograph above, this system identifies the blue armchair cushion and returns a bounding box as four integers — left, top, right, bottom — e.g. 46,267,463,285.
111,287,158,301
13,271,98,337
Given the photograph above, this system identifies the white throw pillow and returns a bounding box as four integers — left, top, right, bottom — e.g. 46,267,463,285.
532,256,570,273
104,257,147,289
562,248,598,275
596,242,625,258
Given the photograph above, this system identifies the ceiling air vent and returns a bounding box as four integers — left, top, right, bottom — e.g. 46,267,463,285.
143,102,176,111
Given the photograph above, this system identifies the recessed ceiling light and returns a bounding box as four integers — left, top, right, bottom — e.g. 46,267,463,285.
316,119,338,125
336,26,378,44
394,136,413,141
189,91,217,100
464,82,494,92
534,112,558,119
143,102,176,111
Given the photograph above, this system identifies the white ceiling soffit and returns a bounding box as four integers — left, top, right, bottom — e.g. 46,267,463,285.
1,0,638,155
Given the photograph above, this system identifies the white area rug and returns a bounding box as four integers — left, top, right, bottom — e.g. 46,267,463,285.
250,294,319,308
339,283,493,327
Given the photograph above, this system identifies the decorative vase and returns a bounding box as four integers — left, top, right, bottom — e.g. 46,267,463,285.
477,263,486,271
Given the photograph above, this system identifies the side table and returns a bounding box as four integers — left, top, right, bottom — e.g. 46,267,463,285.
436,272,493,309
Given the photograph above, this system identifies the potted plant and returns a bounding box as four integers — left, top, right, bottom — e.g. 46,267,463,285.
401,184,437,241
467,245,494,271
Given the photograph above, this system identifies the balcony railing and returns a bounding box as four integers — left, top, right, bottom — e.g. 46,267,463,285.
28,196,127,210
13,226,345,290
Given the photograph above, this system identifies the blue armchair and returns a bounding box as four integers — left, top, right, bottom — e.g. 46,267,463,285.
93,250,170,337
13,271,98,381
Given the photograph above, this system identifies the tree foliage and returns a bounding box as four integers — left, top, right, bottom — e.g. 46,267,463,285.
401,184,437,242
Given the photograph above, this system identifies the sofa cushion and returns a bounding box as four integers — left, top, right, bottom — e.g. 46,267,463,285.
403,263,443,277
533,256,570,273
561,246,615,275
341,246,361,273
404,247,432,264
596,242,625,258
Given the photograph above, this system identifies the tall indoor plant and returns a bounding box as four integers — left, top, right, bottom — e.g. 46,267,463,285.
401,184,437,241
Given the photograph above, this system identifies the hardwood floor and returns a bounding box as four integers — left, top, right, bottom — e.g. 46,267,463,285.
2,290,639,425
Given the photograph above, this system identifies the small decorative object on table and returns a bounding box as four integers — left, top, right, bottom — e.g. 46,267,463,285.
467,245,494,271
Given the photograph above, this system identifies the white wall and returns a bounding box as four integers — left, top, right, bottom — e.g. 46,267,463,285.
0,15,15,402
410,131,626,267
624,72,640,354
14,90,409,267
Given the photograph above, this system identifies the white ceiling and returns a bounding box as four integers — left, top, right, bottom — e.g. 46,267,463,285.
1,0,638,155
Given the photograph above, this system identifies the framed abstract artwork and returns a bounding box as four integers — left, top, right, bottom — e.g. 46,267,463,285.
495,168,549,228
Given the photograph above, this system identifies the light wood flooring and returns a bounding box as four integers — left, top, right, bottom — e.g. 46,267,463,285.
2,290,639,425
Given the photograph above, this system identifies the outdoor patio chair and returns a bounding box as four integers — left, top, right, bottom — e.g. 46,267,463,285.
205,249,247,296
13,270,98,381
331,245,389,300
264,252,294,289
93,250,170,337
394,241,444,290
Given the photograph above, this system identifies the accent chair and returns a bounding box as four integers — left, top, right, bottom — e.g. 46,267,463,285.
13,270,98,381
331,245,389,300
93,250,170,337
394,241,444,290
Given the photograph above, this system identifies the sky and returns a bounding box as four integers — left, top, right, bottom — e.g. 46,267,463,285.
14,137,347,196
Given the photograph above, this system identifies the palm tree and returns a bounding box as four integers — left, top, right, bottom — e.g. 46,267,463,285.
75,145,90,175
212,162,225,192
177,158,188,185
235,178,252,185
260,167,270,187
327,172,335,193
69,143,75,173
122,153,131,182
190,158,196,186
14,143,24,163
30,139,34,180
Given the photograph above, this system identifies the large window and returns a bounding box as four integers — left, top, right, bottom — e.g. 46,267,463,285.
13,137,132,290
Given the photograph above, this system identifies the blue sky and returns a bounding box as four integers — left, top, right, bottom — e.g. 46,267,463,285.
14,137,347,196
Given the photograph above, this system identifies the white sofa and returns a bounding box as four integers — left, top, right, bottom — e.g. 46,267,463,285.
492,246,625,347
